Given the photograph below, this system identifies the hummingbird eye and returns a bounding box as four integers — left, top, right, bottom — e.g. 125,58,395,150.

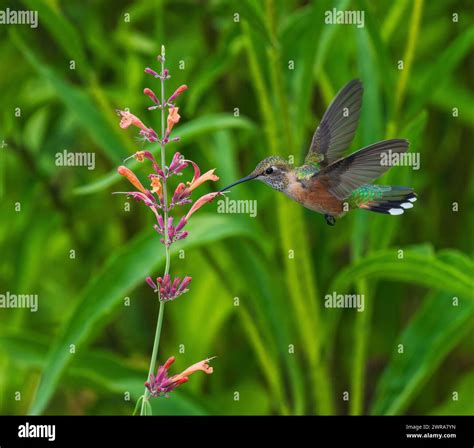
264,167,274,175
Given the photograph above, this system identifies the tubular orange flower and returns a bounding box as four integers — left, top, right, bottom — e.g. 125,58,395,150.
143,88,160,105
134,151,145,162
166,107,180,135
116,109,149,132
185,192,221,221
187,159,200,183
171,357,215,383
168,84,188,103
117,166,148,194
187,169,219,191
150,175,163,196
145,356,215,397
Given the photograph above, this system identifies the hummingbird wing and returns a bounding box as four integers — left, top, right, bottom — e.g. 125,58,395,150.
313,139,409,200
305,79,363,168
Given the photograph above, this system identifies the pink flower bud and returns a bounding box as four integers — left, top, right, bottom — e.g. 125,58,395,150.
172,277,181,289
175,216,187,232
179,276,192,292
168,152,183,172
145,67,159,77
168,84,188,104
157,214,164,230
144,88,160,105
145,276,158,291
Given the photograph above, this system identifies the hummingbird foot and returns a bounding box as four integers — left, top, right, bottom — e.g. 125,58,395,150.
324,214,336,226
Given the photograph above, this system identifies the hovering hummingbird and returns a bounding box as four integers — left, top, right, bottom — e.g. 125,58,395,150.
220,79,417,225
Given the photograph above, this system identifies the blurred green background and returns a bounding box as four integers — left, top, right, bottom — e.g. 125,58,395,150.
0,0,473,416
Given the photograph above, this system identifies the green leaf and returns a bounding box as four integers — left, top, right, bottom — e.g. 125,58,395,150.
358,0,396,110
205,241,304,414
437,250,474,277
28,214,264,415
10,29,130,164
412,77,474,127
330,247,473,299
237,0,274,46
356,27,383,145
431,373,474,415
406,27,474,119
0,332,207,415
207,380,271,415
21,0,89,79
23,107,50,154
371,291,474,415
285,0,350,146
187,34,243,114
73,113,256,195
381,0,410,42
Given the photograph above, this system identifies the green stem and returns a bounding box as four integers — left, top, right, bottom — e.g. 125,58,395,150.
140,301,165,415
139,44,171,416
133,395,144,416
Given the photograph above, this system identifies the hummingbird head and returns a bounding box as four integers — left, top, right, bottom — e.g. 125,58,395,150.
219,156,292,192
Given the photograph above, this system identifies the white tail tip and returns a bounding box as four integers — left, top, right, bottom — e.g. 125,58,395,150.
389,208,404,215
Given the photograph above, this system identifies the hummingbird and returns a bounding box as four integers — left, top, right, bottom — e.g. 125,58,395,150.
219,79,417,225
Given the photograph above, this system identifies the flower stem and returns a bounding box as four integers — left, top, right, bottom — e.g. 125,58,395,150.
139,44,170,416
140,300,165,415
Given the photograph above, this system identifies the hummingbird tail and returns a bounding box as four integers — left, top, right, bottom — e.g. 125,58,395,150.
354,185,417,215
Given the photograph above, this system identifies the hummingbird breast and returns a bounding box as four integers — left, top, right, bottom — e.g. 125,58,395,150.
285,175,344,216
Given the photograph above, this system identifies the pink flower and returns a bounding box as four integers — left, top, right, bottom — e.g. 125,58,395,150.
114,191,155,207
148,274,192,301
171,182,192,208
134,151,146,163
166,107,180,135
167,84,188,104
116,110,149,131
139,128,159,143
116,166,162,208
132,151,164,177
184,159,219,191
188,169,219,191
168,152,188,176
150,175,163,197
144,67,159,77
145,277,158,291
173,357,214,382
144,88,160,105
145,356,215,398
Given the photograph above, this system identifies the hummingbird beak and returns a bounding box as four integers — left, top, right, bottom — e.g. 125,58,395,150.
218,174,258,192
